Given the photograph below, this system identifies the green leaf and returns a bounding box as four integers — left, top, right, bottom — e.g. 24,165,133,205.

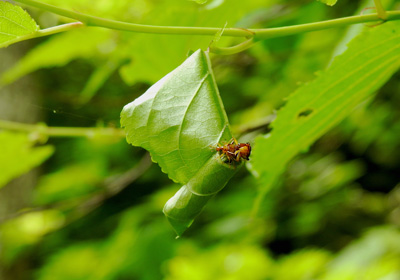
121,50,239,236
1,29,110,84
0,1,39,48
317,0,338,6
251,21,400,202
0,131,54,188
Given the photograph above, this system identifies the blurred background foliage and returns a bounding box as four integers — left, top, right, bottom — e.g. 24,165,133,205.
0,0,399,279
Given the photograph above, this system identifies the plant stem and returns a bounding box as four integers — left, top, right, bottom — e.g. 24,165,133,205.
374,0,388,20
1,22,84,48
13,0,400,40
254,11,399,39
0,120,125,139
209,38,255,55
35,22,84,37
13,0,252,37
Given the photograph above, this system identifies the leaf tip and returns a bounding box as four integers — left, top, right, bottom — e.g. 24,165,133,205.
317,0,338,6
164,214,193,238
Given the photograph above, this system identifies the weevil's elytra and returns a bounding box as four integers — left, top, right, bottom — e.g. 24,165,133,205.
215,137,251,163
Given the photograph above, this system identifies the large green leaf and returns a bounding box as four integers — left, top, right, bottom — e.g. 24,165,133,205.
251,21,400,208
0,131,54,188
0,1,39,48
121,50,239,236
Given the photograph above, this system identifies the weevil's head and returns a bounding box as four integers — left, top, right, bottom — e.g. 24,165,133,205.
238,143,251,160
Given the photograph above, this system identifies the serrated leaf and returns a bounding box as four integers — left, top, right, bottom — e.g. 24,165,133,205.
251,21,400,199
0,131,54,188
121,50,239,236
317,0,338,6
0,1,39,48
1,29,110,84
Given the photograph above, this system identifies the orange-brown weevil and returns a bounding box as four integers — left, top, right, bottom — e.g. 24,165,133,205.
216,138,251,163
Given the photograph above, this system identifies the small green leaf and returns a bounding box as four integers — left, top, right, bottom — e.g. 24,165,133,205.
251,21,400,203
0,132,54,188
317,0,338,6
0,1,39,48
121,50,239,236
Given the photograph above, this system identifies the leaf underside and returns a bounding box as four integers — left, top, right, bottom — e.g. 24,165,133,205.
121,50,239,236
121,49,232,185
252,21,400,198
0,1,39,48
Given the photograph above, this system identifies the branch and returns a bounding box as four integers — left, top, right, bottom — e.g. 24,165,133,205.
13,0,400,42
0,153,152,224
0,120,125,139
13,0,252,37
75,153,152,213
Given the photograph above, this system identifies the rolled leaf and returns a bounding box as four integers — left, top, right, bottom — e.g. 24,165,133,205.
121,49,239,236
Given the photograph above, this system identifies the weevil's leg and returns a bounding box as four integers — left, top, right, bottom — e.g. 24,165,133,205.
232,137,238,145
229,137,238,145
227,137,235,145
235,152,241,162
233,150,240,160
227,151,235,157
224,151,233,162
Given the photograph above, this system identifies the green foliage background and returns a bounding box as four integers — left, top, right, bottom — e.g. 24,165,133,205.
1,0,400,279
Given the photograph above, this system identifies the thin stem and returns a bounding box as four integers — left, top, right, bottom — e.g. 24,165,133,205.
13,0,400,41
0,120,125,139
374,0,388,20
1,22,84,48
35,22,84,37
209,38,255,55
0,153,152,224
253,11,400,39
13,0,252,37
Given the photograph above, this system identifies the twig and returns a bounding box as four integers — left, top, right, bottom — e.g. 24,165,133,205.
0,153,152,224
